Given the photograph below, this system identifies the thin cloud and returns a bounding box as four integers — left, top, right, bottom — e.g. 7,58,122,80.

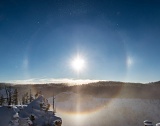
6,78,104,85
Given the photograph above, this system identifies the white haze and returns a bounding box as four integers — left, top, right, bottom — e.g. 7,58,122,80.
5,78,104,85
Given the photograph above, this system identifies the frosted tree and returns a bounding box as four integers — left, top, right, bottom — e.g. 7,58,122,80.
4,85,12,105
29,89,34,102
25,92,29,104
22,95,25,105
12,89,18,105
0,95,4,106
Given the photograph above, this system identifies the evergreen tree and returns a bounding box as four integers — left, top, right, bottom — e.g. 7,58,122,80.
12,89,18,105
46,104,50,112
5,85,12,105
22,92,30,105
0,95,4,106
25,92,29,104
22,95,25,105
29,89,34,102
35,92,39,98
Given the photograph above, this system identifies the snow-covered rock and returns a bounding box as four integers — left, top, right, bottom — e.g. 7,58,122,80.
13,113,19,118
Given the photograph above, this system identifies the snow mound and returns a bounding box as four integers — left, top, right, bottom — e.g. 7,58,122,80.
0,95,62,126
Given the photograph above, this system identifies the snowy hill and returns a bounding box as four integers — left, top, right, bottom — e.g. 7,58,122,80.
0,95,62,126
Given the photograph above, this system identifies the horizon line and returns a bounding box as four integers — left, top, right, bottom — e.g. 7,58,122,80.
0,78,156,85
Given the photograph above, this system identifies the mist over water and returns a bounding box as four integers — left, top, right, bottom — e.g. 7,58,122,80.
54,98,160,126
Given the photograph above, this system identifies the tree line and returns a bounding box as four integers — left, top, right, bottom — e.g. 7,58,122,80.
0,85,34,106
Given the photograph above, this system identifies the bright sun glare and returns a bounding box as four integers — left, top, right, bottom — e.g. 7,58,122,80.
72,56,85,72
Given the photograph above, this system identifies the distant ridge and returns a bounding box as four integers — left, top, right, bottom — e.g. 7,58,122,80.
1,80,160,85
1,80,160,99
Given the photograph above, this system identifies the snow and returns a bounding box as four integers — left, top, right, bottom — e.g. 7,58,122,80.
0,95,62,126
13,113,19,118
0,107,14,126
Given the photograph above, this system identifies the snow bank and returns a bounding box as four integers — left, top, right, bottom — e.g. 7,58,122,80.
0,95,62,126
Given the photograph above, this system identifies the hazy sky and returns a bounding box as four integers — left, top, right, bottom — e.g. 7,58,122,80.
0,0,160,83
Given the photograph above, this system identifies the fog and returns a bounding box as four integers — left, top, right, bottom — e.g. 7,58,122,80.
52,95,160,126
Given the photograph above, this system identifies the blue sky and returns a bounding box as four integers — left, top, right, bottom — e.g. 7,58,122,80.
0,0,160,83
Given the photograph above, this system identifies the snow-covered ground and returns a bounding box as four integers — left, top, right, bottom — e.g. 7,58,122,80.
1,90,160,126
48,92,160,126
0,95,62,126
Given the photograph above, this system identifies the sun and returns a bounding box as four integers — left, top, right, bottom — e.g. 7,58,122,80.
72,56,85,72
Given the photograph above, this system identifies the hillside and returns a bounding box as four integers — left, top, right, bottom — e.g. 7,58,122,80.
1,81,160,99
